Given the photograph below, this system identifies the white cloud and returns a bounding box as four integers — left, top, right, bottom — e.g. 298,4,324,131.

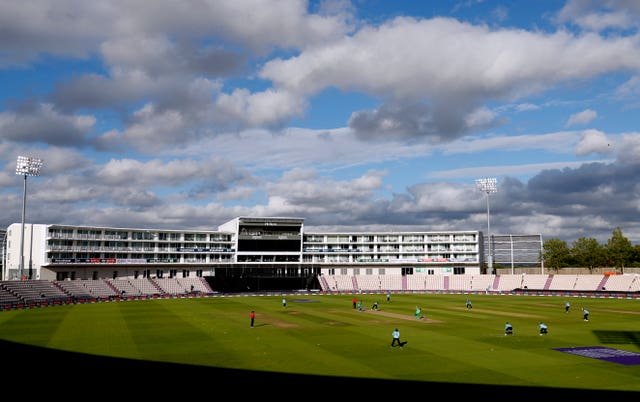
555,0,640,32
565,109,597,127
575,129,612,155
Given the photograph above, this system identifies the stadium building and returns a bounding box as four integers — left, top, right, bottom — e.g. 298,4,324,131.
2,216,542,292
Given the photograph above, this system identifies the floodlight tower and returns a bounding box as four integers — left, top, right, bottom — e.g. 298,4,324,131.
476,177,497,274
16,156,44,280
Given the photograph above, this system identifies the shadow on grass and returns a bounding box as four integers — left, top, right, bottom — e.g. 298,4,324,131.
594,330,640,345
1,339,636,398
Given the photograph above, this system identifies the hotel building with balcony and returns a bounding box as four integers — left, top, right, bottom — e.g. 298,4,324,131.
3,216,539,290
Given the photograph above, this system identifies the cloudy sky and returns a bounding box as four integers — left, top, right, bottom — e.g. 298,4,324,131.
1,0,639,244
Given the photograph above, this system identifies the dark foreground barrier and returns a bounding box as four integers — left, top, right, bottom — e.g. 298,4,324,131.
1,339,637,399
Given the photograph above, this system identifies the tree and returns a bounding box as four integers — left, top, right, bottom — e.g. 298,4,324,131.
632,244,640,268
542,238,571,271
605,227,634,274
571,237,605,273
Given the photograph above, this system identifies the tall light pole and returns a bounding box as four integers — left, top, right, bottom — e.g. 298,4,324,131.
476,177,497,275
16,156,44,280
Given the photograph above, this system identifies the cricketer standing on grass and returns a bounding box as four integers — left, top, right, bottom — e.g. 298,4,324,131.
565,301,570,313
504,322,513,335
391,328,404,347
582,308,590,321
539,322,548,335
250,310,255,327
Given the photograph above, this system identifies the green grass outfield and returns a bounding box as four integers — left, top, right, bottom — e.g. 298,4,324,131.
1,293,638,395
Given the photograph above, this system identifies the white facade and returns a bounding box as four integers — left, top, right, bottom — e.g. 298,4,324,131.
5,223,47,280
303,231,482,276
3,217,485,281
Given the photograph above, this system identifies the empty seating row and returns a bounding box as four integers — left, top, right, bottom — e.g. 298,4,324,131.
0,277,215,309
320,274,640,293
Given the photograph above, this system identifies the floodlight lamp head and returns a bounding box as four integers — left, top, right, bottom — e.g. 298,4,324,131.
16,155,44,177
475,177,497,194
